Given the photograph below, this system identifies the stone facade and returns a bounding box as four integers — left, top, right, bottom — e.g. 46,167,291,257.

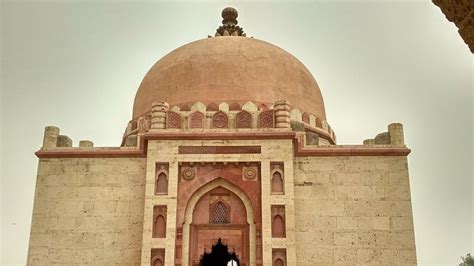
294,156,416,265
27,7,416,266
28,157,146,265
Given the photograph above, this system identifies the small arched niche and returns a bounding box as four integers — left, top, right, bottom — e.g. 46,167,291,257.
155,171,168,195
270,162,285,194
151,249,165,266
271,170,284,194
152,206,167,238
274,258,284,266
271,205,286,238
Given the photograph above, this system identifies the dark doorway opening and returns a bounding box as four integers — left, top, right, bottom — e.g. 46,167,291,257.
200,238,240,266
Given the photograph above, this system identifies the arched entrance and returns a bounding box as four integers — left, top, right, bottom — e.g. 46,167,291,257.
181,178,256,266
200,238,240,266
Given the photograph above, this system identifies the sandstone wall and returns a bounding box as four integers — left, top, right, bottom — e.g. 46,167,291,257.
293,156,416,265
28,158,146,265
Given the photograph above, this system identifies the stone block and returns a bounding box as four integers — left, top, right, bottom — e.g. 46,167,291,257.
305,131,319,145
373,217,390,230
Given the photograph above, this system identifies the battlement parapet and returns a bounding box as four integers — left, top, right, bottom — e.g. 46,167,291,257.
122,100,336,146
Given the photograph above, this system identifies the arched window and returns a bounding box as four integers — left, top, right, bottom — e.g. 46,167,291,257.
155,172,168,194
274,258,284,266
271,171,284,194
211,201,230,224
272,215,285,238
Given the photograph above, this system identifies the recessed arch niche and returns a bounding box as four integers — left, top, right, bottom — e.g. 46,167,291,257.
181,178,256,266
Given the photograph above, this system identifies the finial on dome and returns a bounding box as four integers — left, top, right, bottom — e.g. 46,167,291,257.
214,7,246,37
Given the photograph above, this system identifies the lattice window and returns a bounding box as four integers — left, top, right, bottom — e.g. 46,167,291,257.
211,202,230,224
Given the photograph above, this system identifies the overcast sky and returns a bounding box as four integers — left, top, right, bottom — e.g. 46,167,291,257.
1,1,472,265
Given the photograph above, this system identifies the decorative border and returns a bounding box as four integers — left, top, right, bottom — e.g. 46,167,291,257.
35,131,411,158
179,146,261,154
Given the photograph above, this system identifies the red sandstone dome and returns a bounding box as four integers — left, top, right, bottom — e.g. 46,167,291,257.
132,36,326,120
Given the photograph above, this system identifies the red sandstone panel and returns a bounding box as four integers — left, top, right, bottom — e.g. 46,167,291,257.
175,163,262,265
178,146,261,154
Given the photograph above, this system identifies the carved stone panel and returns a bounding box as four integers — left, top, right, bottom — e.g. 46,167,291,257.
235,110,252,128
242,166,258,181
212,111,229,128
189,111,205,128
181,167,197,181
167,111,182,129
258,110,275,128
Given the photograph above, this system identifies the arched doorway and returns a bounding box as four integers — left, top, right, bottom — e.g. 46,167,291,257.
200,238,240,266
191,186,248,265
181,178,257,266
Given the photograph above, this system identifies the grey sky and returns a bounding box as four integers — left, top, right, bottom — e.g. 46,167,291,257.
1,1,472,265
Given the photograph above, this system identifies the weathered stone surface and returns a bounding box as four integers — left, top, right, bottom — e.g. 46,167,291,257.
123,135,138,147
374,132,390,145
433,0,474,53
293,156,416,265
306,132,319,145
56,135,72,147
290,121,305,132
28,158,146,265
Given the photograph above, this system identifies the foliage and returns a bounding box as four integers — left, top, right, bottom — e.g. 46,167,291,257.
460,253,474,266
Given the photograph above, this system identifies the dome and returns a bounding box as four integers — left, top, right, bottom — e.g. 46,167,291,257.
132,36,326,120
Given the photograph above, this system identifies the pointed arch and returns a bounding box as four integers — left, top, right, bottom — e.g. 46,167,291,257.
235,110,252,128
302,112,310,123
154,215,166,238
155,171,168,195
315,117,322,128
189,111,205,128
272,215,285,237
271,170,284,194
181,178,256,266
